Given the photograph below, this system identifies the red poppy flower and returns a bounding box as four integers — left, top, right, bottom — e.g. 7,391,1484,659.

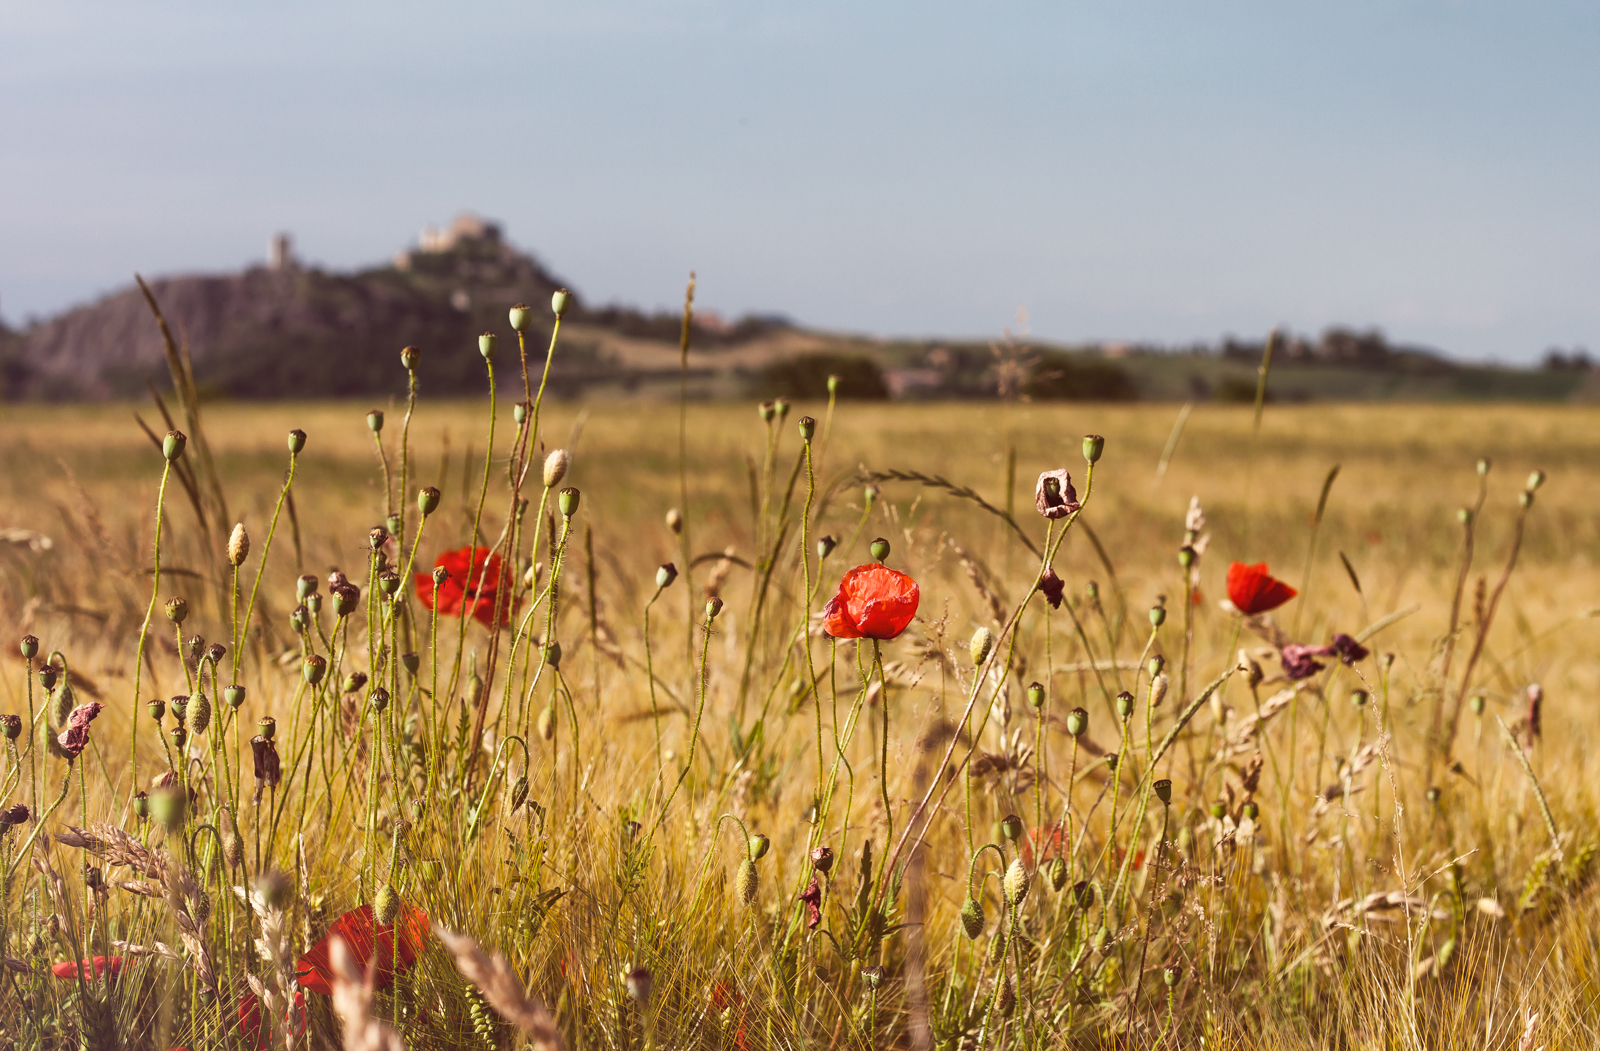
415,546,513,627
1226,562,1297,616
822,564,919,640
1020,825,1066,867
296,903,428,996
52,955,123,980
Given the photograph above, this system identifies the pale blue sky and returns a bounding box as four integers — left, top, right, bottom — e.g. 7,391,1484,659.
3,1,1597,360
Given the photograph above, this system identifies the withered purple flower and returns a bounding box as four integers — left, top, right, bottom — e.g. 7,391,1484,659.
1034,470,1081,521
57,702,104,760
1037,565,1065,610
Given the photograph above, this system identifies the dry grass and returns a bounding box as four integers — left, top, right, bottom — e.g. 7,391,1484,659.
1,391,1598,1049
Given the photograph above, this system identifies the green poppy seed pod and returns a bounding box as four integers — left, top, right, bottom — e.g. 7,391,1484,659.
538,705,556,741
20,635,39,660
1082,434,1105,464
960,897,985,939
1469,694,1486,716
401,345,420,371
1209,801,1226,819
798,415,816,441
1086,580,1100,601
543,449,570,489
225,522,251,567
1026,681,1045,711
379,571,401,598
1476,456,1491,477
513,401,529,426
371,687,389,713
132,791,150,820
290,604,310,632
1527,469,1545,491
655,563,678,589
542,641,562,669
258,715,275,740
625,965,653,1005
1350,688,1369,708
1066,707,1088,737
1115,691,1135,720
168,694,188,723
50,685,74,728
1154,778,1172,805
774,398,790,420
558,486,580,518
736,858,759,905
297,573,319,600
169,725,188,751
826,373,841,394
1242,800,1260,821
38,665,57,691
1519,490,1534,509
1148,654,1165,678
401,652,419,675
366,408,384,434
861,965,884,990
509,302,532,332
374,884,401,926
1164,965,1181,988
758,400,776,422
810,845,834,873
223,684,246,710
1000,813,1024,842
1426,785,1441,805
162,429,187,461
1003,857,1030,906
189,692,212,735
706,596,724,620
287,428,307,455
1149,673,1169,710
749,833,770,860
551,288,572,317
1072,880,1095,910
870,537,891,563
303,655,326,686
165,597,188,624
511,775,529,813
147,699,165,721
300,591,318,615
863,485,878,507
0,714,19,741
150,787,186,831
1177,545,1196,569
1457,507,1472,526
330,587,356,618
1048,856,1068,893
816,535,836,559
479,332,497,361
1150,604,1167,628
969,627,994,667
665,507,683,534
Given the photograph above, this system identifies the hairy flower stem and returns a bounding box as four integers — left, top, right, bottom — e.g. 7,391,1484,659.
642,586,666,778
656,611,715,831
128,459,173,797
6,769,72,880
234,449,299,683
445,358,496,723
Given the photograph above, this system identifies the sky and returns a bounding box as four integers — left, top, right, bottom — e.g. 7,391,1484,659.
2,1,1598,361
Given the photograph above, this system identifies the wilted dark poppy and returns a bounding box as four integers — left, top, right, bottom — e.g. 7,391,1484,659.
415,546,513,627
1034,469,1081,520
799,875,823,929
1330,633,1369,665
1036,566,1064,610
57,702,104,760
822,565,919,640
51,955,123,980
1279,644,1328,681
1226,562,1297,615
296,903,428,996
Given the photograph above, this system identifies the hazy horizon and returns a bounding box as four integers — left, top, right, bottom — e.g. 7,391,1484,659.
4,1,1598,363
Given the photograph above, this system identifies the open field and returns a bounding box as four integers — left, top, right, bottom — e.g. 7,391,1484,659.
2,389,1599,1049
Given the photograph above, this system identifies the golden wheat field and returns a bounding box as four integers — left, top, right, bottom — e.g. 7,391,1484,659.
2,368,1600,1049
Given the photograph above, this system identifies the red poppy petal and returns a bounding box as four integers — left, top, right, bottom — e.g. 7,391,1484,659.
1227,562,1297,615
823,591,863,638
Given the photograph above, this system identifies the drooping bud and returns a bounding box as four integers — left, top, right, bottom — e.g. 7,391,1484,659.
969,627,994,667
163,430,187,461
869,537,890,563
1149,673,1169,710
401,652,419,675
50,685,74,728
543,449,570,489
1082,434,1105,464
551,289,572,317
542,641,562,669
558,486,580,518
287,429,307,455
1047,856,1068,892
478,332,497,361
1003,857,1030,906
1072,880,1095,910
509,303,532,332
538,705,556,741
736,858,759,905
1065,707,1088,737
510,775,529,813
655,563,678,589
996,977,1016,1017
165,597,188,624
666,508,683,534
816,535,836,560
960,897,985,939
189,692,212,735
748,833,770,860
374,884,401,926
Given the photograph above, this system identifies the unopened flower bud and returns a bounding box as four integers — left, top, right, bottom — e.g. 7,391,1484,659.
1082,434,1105,464
224,523,251,567
538,705,556,741
1003,857,1030,906
189,692,212,735
1072,880,1095,910
816,535,836,559
513,401,528,425
287,429,307,455
551,289,572,317
748,833,770,860
510,775,529,812
1149,673,1169,709
736,858,759,905
655,563,677,589
373,884,401,926
960,897,985,939
163,430,187,461
543,449,570,488
558,486,580,518
479,332,497,361
869,537,890,562
666,508,683,534
969,627,994,667
509,303,532,331
542,641,562,669
1047,856,1068,892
